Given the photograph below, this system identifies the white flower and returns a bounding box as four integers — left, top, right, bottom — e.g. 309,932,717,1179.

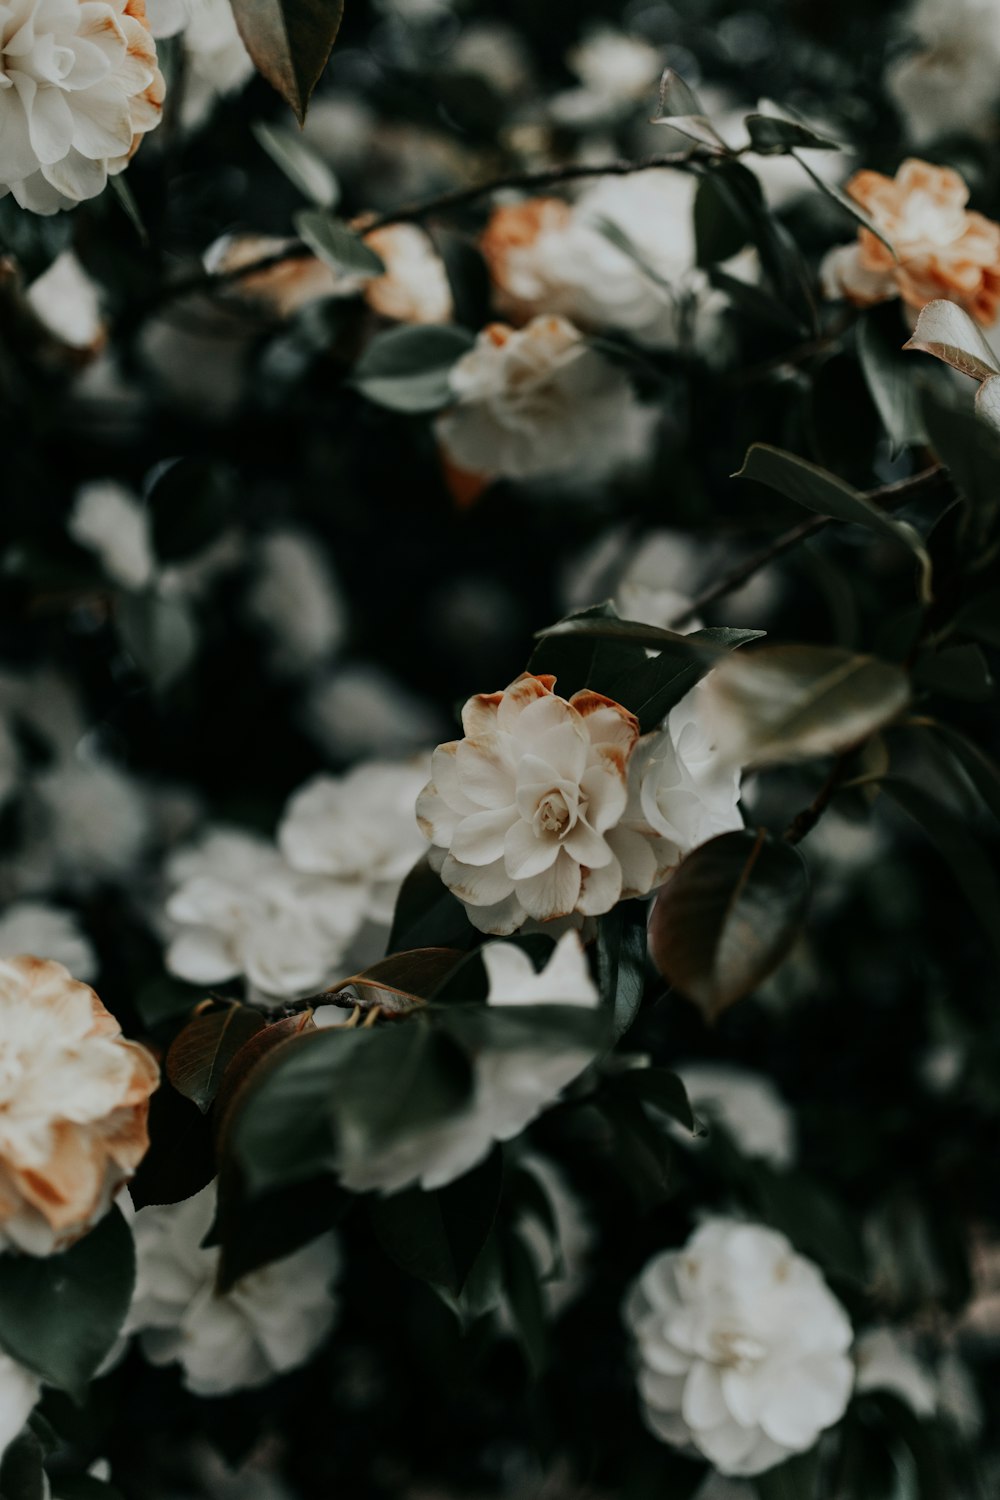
165,0,252,125
246,529,346,675
0,900,97,979
854,1326,937,1416
624,1219,854,1475
0,957,158,1255
624,684,744,871
20,758,150,892
886,0,1000,145
0,0,164,215
417,672,666,935
279,758,430,926
676,1064,795,1168
304,663,443,761
26,250,104,350
480,173,723,351
434,315,643,483
0,1354,41,1463
337,931,599,1193
126,1182,340,1396
164,828,367,1004
550,28,661,126
69,480,154,590
364,224,454,325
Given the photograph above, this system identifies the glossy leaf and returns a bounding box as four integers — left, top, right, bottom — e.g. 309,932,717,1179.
744,112,840,154
321,947,463,1013
253,122,339,207
351,323,475,413
701,644,910,769
230,0,344,123
649,829,810,1019
369,1147,503,1296
857,313,925,456
166,1002,265,1113
903,298,999,384
596,899,648,1040
0,1207,134,1393
294,209,383,278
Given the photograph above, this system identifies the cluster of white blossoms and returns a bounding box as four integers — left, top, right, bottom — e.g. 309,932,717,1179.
0,0,164,213
164,756,430,1003
480,172,722,351
624,1219,854,1475
434,315,647,486
417,673,742,935
549,27,662,126
0,957,158,1256
323,930,600,1193
886,0,1000,145
124,1182,340,1395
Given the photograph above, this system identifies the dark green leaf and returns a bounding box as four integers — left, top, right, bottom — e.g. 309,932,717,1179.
649,829,810,1019
252,122,339,207
596,899,647,1039
0,1429,47,1500
857,314,926,456
914,644,994,702
145,457,236,564
116,591,196,690
598,1091,675,1207
736,444,933,600
351,324,475,413
322,947,464,1014
792,152,895,255
609,1067,695,1132
387,855,476,954
745,112,840,154
500,1226,547,1373
754,1444,821,1499
956,588,1000,647
370,1148,503,1296
916,719,1000,820
695,173,752,267
708,265,803,333
165,1003,266,1114
209,1171,351,1293
0,1208,134,1393
229,0,343,123
107,174,147,245
920,390,1000,549
294,209,383,278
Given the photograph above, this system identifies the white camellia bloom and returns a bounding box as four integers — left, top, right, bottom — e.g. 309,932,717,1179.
145,0,251,126
675,1064,796,1168
417,672,664,934
126,1182,340,1396
481,174,723,352
165,828,368,1004
0,1354,41,1463
0,0,164,214
624,1219,854,1475
0,900,97,979
280,758,430,926
434,315,642,483
69,480,155,590
886,0,1000,145
0,957,158,1255
26,251,105,350
364,224,454,325
333,931,599,1193
550,28,661,125
246,529,346,676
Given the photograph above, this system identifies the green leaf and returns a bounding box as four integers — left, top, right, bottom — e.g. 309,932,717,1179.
500,1225,548,1373
916,719,1000,820
387,855,475,954
652,68,707,121
754,1444,821,1499
351,324,475,413
145,456,236,564
598,1091,675,1207
880,777,1000,972
707,265,803,333
229,0,343,123
919,390,1000,549
857,314,926,456
116,591,197,690
252,121,339,207
596,899,647,1040
791,151,896,256
903,298,1000,384
649,829,810,1020
0,1208,135,1393
370,1148,503,1296
107,174,147,246
609,1067,695,1132
294,209,384,278
209,1171,351,1293
914,644,994,702
745,112,840,154
695,173,752,267
165,1003,266,1114
735,444,933,602
701,644,910,769
0,1428,47,1500
696,161,815,331
321,948,464,1014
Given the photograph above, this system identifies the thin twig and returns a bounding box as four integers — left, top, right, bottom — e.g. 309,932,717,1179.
668,464,949,629
783,751,856,845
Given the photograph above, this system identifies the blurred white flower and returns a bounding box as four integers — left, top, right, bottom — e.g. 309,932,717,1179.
165,828,366,1005
449,23,531,96
149,0,252,126
0,900,97,980
886,0,1000,144
435,315,643,483
19,758,151,893
481,173,723,351
417,672,667,934
623,684,744,874
305,663,443,761
0,957,157,1256
126,1182,340,1396
854,1326,937,1416
551,28,661,125
279,757,430,925
0,1354,41,1463
676,1064,795,1167
0,0,164,214
246,529,346,675
364,224,454,325
69,480,154,590
26,252,105,351
337,931,599,1193
203,233,347,317
624,1219,853,1475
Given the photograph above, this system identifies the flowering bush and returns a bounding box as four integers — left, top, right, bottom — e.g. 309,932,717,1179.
3,0,1000,1496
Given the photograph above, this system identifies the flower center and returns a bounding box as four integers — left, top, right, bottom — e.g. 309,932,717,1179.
710,1326,768,1373
535,788,571,836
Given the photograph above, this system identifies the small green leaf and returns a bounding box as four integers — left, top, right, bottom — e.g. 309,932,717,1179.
735,443,933,602
0,1208,135,1393
596,900,647,1040
166,1003,266,1114
370,1148,503,1296
916,719,1000,821
294,209,384,278
253,121,339,207
649,829,810,1019
116,591,197,690
745,111,840,154
351,324,475,413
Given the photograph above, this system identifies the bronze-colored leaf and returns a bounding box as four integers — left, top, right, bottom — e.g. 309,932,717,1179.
229,0,344,123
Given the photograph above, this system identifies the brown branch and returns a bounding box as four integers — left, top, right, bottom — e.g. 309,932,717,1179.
783,750,856,845
668,464,949,629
